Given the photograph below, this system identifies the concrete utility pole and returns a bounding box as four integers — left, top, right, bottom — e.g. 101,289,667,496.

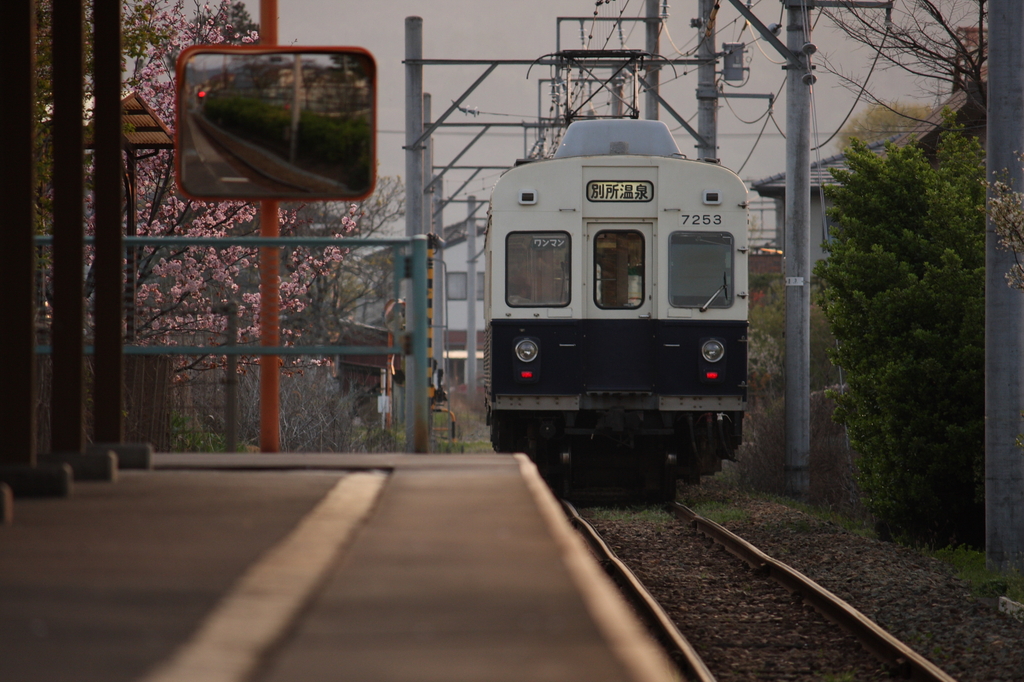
423,93,434,235
406,17,423,240
696,0,718,160
783,1,812,499
986,0,1024,573
466,196,478,395
405,17,424,450
645,0,660,120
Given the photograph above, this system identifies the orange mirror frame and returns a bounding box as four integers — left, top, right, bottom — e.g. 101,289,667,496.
175,45,376,201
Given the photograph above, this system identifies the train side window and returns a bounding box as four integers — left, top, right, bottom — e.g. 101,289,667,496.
505,232,571,307
593,231,644,309
668,231,734,308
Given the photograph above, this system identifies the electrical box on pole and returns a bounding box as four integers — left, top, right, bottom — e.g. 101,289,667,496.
722,42,746,81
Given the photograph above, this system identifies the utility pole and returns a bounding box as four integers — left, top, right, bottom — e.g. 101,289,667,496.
783,1,812,499
466,196,478,396
986,0,1024,573
726,0,890,499
645,0,660,119
405,17,423,240
405,17,424,451
696,0,718,160
423,93,434,235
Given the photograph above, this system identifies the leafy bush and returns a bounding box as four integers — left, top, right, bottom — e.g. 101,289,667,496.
747,274,839,400
814,119,986,547
204,95,371,188
931,545,1024,602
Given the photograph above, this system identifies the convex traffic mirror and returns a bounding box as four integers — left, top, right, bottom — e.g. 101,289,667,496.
176,46,376,201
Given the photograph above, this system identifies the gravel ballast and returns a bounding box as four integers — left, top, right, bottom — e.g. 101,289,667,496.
582,480,1024,682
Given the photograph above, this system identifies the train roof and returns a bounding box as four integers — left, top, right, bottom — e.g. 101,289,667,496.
552,119,683,159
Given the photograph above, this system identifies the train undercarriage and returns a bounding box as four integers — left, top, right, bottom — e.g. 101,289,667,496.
490,407,743,502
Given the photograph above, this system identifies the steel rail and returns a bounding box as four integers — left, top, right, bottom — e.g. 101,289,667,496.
562,501,717,682
668,502,958,682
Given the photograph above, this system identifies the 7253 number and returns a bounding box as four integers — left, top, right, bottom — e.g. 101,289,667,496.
681,214,722,225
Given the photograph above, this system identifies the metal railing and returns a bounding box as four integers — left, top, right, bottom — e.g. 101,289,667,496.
34,233,432,451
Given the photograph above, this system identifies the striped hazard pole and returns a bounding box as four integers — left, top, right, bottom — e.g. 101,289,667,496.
426,234,439,403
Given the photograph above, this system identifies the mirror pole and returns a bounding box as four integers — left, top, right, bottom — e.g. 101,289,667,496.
260,0,277,45
259,0,280,452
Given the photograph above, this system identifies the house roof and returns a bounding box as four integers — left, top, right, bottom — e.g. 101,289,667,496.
749,83,987,199
121,93,174,150
889,87,987,152
86,92,174,151
749,136,895,198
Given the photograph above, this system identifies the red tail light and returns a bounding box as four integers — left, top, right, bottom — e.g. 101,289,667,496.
520,371,534,379
705,371,719,380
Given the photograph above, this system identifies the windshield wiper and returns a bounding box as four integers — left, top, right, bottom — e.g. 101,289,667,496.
699,272,729,313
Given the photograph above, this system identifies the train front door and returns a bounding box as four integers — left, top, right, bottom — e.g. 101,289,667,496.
582,222,655,392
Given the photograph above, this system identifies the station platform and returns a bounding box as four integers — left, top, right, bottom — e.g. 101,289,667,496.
0,453,677,682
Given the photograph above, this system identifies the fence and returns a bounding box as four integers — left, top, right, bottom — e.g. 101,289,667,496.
34,234,431,452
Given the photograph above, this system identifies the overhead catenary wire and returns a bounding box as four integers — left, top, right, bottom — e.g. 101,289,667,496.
737,108,773,175
434,0,844,205
723,94,771,125
804,4,832,248
749,3,787,65
809,19,892,152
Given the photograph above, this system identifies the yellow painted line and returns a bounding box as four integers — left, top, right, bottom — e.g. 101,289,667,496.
140,472,387,682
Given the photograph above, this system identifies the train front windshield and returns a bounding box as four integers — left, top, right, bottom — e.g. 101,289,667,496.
668,231,734,308
505,232,571,307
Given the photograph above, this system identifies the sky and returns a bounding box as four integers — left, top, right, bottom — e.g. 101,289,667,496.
276,0,934,230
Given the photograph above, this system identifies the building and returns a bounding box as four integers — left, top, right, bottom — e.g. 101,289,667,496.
749,70,986,266
438,218,486,392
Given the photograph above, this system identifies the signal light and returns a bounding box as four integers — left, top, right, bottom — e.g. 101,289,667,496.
197,90,206,99
520,371,534,379
705,371,719,380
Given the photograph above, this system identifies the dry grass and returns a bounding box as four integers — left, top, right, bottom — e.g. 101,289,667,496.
732,391,866,518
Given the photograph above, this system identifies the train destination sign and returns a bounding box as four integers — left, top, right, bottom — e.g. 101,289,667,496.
586,180,654,202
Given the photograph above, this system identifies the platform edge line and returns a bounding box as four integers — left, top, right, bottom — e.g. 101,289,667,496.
514,454,681,682
137,471,388,682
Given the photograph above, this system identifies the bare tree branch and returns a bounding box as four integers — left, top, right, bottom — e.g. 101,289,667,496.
824,0,987,107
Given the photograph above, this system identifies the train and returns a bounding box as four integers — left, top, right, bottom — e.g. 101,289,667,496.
483,118,749,501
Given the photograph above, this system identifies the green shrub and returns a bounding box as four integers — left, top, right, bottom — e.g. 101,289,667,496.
815,117,986,547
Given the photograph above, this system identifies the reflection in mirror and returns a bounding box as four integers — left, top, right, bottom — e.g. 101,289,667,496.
176,47,375,200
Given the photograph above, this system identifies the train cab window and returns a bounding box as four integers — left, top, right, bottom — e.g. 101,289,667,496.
505,232,570,307
594,231,645,309
668,231,734,308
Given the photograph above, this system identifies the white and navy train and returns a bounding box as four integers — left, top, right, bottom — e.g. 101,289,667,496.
484,119,748,501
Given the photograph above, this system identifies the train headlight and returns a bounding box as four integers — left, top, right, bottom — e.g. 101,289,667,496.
515,338,539,363
701,339,725,363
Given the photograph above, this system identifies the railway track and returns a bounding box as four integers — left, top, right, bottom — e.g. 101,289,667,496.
564,500,958,682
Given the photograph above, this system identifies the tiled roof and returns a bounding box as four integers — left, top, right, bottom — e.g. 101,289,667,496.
749,136,895,197
121,92,174,150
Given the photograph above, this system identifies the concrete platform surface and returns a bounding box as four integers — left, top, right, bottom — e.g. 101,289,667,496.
0,454,676,682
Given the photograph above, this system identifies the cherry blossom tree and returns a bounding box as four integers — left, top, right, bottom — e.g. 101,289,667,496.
986,179,1024,293
105,1,361,371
